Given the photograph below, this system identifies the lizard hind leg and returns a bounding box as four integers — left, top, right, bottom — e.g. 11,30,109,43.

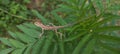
55,29,63,39
48,23,63,39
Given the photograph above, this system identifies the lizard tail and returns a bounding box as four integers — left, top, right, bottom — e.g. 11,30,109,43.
64,22,77,27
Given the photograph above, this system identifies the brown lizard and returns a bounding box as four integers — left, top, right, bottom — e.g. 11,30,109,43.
34,19,74,39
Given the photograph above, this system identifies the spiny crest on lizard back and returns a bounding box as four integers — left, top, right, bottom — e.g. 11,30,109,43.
33,18,42,22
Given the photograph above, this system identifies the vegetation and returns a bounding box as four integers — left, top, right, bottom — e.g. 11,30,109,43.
0,0,120,54
0,0,32,37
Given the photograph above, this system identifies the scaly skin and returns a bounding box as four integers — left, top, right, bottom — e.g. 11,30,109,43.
34,19,75,39
34,20,69,30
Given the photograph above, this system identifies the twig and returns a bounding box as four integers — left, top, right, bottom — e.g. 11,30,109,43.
0,8,27,20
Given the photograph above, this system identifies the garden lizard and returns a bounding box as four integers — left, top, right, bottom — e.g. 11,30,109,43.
34,19,74,39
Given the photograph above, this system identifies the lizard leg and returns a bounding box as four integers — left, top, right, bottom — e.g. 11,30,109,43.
55,29,63,39
39,29,44,38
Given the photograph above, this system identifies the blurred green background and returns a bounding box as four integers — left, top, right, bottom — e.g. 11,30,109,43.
0,0,120,54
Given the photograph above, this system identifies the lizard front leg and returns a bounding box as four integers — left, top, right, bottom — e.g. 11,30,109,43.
39,29,44,38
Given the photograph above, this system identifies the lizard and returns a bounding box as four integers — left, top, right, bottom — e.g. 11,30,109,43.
34,19,75,39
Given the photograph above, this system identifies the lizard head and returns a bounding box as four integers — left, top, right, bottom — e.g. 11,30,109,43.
34,19,43,27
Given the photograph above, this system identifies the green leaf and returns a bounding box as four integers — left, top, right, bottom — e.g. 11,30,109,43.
65,32,87,41
94,26,120,32
31,37,46,54
0,38,13,47
98,42,120,54
24,44,33,54
52,44,58,54
17,25,40,38
72,34,92,54
40,32,54,54
8,31,18,39
82,39,96,54
108,5,120,10
31,10,48,24
0,48,14,54
69,24,81,34
97,34,120,43
12,47,26,54
94,0,104,11
80,0,88,10
61,0,77,5
15,32,36,43
51,12,67,25
1,0,10,5
23,0,30,3
9,39,25,48
59,40,65,54
88,0,96,14
23,23,38,29
58,4,76,11
92,13,120,28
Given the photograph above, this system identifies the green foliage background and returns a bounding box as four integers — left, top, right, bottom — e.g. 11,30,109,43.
0,0,120,54
0,0,32,36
